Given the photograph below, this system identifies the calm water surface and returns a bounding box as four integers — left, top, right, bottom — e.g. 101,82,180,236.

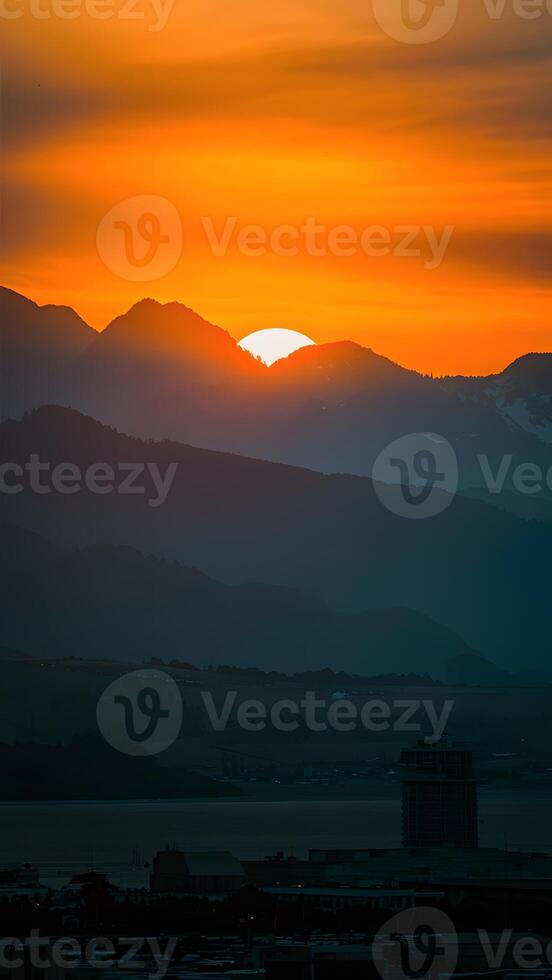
1,790,550,886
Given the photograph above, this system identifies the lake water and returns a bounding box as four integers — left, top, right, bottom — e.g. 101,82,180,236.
1,790,550,887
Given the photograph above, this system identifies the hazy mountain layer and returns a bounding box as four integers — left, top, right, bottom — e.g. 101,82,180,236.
2,407,550,669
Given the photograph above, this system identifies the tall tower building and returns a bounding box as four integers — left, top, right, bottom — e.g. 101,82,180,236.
401,740,478,848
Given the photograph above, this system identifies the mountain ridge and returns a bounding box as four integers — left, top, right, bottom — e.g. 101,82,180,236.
2,405,551,670
2,287,551,499
0,522,478,677
3,284,549,385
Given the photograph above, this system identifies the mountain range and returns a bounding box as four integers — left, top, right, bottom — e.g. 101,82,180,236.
2,287,551,517
1,286,551,675
1,405,550,670
0,523,479,677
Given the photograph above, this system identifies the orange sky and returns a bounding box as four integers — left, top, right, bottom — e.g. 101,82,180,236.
1,0,551,375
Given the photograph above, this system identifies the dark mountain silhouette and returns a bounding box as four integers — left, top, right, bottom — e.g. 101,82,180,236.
501,353,552,391
267,340,416,398
445,652,552,687
89,297,259,374
65,297,266,446
445,653,512,686
0,287,95,419
444,353,552,450
2,407,551,669
2,288,550,508
0,524,478,677
0,288,265,442
257,346,552,490
70,302,552,492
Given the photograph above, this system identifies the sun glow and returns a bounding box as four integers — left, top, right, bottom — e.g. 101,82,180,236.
238,328,316,366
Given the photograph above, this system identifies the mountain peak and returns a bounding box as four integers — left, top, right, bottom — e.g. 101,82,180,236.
267,338,414,400
1,286,96,421
500,352,552,385
1,285,95,351
96,297,261,379
122,296,199,319
103,296,229,343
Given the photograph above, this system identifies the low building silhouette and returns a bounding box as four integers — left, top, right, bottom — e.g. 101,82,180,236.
150,847,245,895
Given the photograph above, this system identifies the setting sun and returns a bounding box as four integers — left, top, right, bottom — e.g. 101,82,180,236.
238,328,315,366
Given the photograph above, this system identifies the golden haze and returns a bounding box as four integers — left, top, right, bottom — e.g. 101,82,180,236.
1,0,551,375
